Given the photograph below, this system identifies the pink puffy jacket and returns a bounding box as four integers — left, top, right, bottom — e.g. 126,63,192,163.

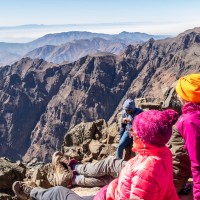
176,102,200,200
106,146,179,200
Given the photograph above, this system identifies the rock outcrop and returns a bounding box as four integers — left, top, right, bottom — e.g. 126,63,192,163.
62,119,119,162
0,157,25,196
0,157,53,199
23,53,136,162
0,58,73,161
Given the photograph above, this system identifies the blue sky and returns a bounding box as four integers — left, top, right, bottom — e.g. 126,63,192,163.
1,0,200,25
0,0,200,42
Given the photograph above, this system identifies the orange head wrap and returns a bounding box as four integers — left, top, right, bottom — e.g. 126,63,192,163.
176,73,200,103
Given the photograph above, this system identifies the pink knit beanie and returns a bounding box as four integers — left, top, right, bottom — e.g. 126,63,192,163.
132,109,179,147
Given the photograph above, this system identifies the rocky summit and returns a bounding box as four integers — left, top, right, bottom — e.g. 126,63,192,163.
0,27,200,163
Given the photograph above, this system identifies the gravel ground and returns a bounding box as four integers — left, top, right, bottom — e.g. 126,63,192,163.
72,186,193,199
71,186,100,198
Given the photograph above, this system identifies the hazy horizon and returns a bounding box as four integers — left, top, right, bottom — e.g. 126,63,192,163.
0,22,177,43
0,0,200,43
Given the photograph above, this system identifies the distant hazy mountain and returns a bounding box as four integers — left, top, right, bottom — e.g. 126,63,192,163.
30,31,166,47
0,31,168,66
25,37,127,63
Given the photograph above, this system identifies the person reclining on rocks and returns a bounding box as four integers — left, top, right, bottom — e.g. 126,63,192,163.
13,109,179,200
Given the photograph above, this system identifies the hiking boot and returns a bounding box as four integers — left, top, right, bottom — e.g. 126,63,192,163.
12,181,36,200
52,151,78,171
48,161,73,187
52,151,64,168
48,151,73,187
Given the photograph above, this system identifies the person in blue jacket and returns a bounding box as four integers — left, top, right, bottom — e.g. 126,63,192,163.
116,98,142,159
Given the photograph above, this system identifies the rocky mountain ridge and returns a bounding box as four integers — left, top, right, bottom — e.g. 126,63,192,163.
0,27,199,163
0,31,167,66
25,37,127,64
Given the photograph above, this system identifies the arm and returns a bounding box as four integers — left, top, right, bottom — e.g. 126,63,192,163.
122,117,132,123
182,120,200,199
121,110,130,124
130,170,179,200
163,180,180,200
117,159,159,200
130,174,159,200
119,111,128,136
106,178,119,200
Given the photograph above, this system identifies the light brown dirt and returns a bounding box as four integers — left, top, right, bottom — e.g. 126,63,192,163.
72,186,193,199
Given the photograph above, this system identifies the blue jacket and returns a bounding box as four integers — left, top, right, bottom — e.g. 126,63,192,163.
121,108,143,131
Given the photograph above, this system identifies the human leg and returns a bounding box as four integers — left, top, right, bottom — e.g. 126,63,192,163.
75,156,126,178
116,131,133,159
119,124,126,139
73,174,113,187
30,186,84,200
50,152,126,187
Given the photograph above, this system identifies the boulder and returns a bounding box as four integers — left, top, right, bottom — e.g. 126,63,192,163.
0,157,25,193
0,193,12,200
88,140,103,159
62,119,107,160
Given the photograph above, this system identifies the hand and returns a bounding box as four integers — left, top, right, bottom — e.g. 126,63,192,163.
122,117,129,123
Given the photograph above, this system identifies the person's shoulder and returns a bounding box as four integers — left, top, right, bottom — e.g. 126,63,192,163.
182,113,200,127
134,108,143,114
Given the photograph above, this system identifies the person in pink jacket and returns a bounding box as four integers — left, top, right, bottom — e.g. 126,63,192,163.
97,109,180,200
176,73,200,200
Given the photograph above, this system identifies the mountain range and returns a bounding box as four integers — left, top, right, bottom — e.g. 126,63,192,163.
0,27,199,162
0,31,168,66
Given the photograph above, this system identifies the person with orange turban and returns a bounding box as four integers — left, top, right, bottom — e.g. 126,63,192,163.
176,73,200,103
176,73,200,200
